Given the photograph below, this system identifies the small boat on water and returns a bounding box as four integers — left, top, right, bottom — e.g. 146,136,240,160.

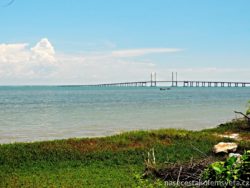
160,87,171,91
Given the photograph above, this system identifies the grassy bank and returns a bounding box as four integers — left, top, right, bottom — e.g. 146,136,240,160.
0,120,249,187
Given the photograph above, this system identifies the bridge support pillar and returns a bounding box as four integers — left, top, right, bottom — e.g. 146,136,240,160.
183,81,188,87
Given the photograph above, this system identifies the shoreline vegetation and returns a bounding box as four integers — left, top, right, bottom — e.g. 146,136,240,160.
0,119,249,187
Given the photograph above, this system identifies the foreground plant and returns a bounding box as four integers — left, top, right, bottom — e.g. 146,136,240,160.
202,150,250,186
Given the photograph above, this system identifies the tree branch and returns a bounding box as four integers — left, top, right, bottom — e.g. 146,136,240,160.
234,111,250,119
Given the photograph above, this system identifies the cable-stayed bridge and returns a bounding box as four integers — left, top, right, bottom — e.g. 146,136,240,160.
85,72,250,87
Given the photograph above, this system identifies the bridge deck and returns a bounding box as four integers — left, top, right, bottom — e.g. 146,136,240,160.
86,81,250,87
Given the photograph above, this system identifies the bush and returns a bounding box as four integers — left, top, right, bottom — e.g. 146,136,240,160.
202,151,250,184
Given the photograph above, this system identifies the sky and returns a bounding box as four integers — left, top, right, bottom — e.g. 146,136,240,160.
0,0,250,85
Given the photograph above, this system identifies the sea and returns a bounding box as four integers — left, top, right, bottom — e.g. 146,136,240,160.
0,86,250,143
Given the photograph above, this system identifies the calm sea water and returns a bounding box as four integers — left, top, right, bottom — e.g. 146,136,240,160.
0,86,250,143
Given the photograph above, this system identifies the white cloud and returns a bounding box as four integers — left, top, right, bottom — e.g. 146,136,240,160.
31,38,56,63
1,38,169,84
2,38,248,85
111,48,182,58
0,38,57,64
0,38,58,81
0,43,29,63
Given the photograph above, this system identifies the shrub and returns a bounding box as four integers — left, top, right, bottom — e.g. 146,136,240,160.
202,151,250,185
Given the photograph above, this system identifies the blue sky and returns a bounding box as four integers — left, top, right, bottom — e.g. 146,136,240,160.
0,0,250,84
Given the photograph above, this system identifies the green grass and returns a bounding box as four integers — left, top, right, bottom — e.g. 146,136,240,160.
1,162,141,188
0,120,249,187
